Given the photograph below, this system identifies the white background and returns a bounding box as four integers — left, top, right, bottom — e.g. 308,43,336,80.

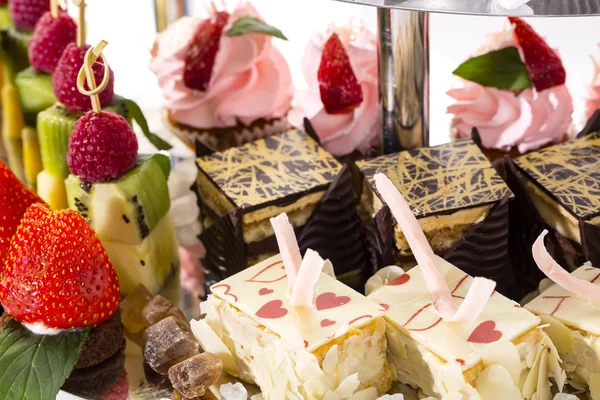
76,0,600,148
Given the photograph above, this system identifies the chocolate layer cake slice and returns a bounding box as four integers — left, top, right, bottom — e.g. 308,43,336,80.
196,129,366,292
514,132,600,272
356,139,515,296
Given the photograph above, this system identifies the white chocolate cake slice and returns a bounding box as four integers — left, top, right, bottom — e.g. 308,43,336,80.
526,264,600,399
202,253,393,400
368,256,564,399
365,174,565,400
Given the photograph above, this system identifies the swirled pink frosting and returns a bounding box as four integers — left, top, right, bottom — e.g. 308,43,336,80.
586,51,600,120
288,25,380,157
150,2,293,129
447,27,574,154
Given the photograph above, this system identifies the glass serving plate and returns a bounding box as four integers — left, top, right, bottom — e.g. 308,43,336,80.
333,0,600,16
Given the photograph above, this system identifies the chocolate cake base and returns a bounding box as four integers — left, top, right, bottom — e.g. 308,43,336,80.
75,310,125,369
62,344,126,399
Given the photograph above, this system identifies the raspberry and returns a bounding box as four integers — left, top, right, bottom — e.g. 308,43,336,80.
8,0,49,32
183,11,229,91
28,11,76,73
53,43,115,113
67,111,138,183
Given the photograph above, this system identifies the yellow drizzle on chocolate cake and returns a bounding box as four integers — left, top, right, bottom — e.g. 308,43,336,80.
197,130,342,209
357,140,511,217
515,132,600,221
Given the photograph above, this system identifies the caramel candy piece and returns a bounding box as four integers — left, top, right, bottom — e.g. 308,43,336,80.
168,353,223,398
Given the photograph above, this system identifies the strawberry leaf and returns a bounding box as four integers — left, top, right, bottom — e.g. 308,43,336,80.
453,47,532,91
225,17,287,41
124,99,172,151
0,319,89,400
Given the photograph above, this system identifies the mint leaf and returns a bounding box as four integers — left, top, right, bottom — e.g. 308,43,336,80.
452,47,532,91
0,319,89,400
226,17,288,41
125,99,173,151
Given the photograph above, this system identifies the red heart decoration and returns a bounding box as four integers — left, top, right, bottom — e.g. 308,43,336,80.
255,300,288,319
320,319,336,327
467,320,502,344
259,288,274,296
387,274,410,286
315,292,351,311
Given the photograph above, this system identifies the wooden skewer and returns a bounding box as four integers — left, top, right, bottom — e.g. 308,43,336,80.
76,40,110,113
73,0,86,47
50,0,59,18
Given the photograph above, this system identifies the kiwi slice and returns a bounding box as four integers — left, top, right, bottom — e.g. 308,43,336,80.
0,7,11,31
15,67,56,126
37,169,68,210
65,154,171,246
2,81,25,181
0,28,31,76
21,126,42,190
103,215,180,296
37,95,131,178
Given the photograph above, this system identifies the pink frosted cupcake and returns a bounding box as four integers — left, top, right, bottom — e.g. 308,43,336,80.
585,47,600,120
288,23,380,158
447,17,574,161
150,2,293,152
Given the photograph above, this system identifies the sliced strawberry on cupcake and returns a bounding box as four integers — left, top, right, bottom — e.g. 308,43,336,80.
509,17,566,92
0,203,120,332
318,33,364,115
0,160,44,263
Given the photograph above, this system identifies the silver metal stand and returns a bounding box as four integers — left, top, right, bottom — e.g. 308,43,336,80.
378,8,429,153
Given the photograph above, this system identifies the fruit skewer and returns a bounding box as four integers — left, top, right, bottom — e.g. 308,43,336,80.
65,41,180,299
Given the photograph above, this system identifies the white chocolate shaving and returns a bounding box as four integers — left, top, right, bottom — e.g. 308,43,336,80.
190,319,238,374
271,213,302,294
374,173,457,319
447,277,496,323
373,173,495,322
290,249,325,307
533,230,600,299
482,340,521,385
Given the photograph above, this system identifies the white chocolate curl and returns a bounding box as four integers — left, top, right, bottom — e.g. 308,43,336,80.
533,230,600,299
373,173,496,322
271,213,302,294
290,249,325,307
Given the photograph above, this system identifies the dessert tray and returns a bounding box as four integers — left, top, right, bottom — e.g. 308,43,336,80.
334,0,600,16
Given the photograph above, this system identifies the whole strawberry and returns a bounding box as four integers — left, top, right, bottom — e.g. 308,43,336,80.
183,11,229,91
509,17,566,92
0,203,120,331
28,11,77,73
0,161,43,263
67,111,138,183
53,43,115,112
8,0,49,31
318,33,363,115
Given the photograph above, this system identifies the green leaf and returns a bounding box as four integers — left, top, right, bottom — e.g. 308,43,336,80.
124,99,173,151
452,47,532,91
0,320,89,400
225,17,288,41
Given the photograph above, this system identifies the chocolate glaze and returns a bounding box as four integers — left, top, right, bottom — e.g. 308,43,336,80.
577,109,600,138
580,220,600,268
504,157,565,298
200,208,246,292
199,165,367,295
443,196,515,297
297,165,367,287
365,206,397,280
